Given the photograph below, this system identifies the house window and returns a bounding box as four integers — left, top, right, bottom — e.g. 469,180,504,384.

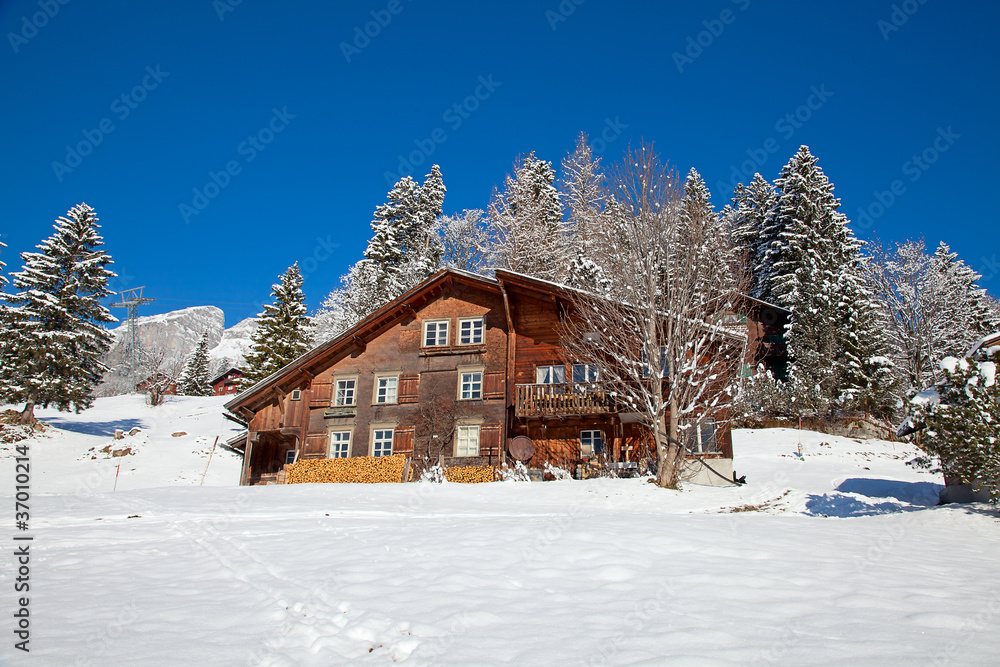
458,318,484,345
572,364,600,383
424,320,449,346
641,347,670,378
284,449,297,465
334,379,357,406
536,365,566,384
375,376,398,404
580,430,604,457
290,389,302,401
455,425,480,457
680,418,719,454
460,371,483,400
372,429,394,457
328,431,351,458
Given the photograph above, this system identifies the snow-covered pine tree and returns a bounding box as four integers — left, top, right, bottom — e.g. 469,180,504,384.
560,132,606,255
488,151,569,282
1,204,116,423
910,350,1000,498
312,167,446,344
725,173,777,301
0,237,7,290
179,332,212,396
242,263,312,387
769,146,863,414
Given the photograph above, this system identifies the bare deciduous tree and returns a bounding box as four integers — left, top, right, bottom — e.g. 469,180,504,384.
560,144,748,488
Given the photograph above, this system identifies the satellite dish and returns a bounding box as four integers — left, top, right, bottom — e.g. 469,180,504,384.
508,436,535,462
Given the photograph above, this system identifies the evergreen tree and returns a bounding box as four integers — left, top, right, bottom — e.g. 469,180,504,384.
0,238,7,290
242,263,312,387
911,349,1000,499
179,332,212,396
930,242,1000,353
1,204,116,422
313,167,446,343
726,173,777,301
437,209,492,274
769,146,887,415
488,151,569,282
560,133,606,254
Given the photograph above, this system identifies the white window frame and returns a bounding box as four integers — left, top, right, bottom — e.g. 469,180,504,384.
334,377,358,406
455,424,481,457
328,431,351,458
374,375,399,405
423,320,450,347
580,430,604,458
536,365,566,384
459,370,483,400
680,418,719,454
572,364,600,383
371,427,394,457
457,317,485,345
290,389,302,401
284,449,297,465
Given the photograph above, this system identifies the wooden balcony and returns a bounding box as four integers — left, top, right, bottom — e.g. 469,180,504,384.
515,383,613,418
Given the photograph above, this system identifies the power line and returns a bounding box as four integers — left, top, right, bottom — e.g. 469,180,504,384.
110,287,155,393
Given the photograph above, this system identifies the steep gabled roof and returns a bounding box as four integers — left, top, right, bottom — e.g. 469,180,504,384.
209,367,243,386
224,268,500,414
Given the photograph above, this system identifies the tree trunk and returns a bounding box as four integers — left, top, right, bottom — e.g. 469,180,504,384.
18,394,36,425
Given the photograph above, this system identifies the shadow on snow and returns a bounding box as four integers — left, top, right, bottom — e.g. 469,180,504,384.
804,477,943,518
40,416,148,437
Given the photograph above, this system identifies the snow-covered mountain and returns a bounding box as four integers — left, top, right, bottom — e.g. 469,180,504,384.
100,306,257,390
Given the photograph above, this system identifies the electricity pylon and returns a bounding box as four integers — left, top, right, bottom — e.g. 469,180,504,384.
110,287,155,392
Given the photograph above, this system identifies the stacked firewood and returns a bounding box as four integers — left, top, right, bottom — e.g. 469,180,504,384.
286,454,407,484
444,465,496,484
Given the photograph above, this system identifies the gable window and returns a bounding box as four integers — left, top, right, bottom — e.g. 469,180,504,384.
290,389,302,401
458,317,484,345
284,449,297,465
536,365,566,384
334,378,357,406
680,418,719,454
455,425,481,457
372,428,394,457
580,430,605,457
328,431,351,458
572,364,600,383
460,371,483,400
375,376,398,404
424,320,449,347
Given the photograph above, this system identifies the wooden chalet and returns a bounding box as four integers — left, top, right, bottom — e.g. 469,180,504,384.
136,373,178,396
225,268,767,486
211,367,244,396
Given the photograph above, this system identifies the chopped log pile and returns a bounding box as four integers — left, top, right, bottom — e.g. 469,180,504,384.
286,454,407,484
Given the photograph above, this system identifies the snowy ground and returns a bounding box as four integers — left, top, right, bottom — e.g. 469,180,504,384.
1,398,998,665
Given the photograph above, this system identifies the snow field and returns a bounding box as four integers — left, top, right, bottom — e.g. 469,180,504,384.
0,398,998,665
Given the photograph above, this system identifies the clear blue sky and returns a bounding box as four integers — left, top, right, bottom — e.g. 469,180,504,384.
2,0,997,325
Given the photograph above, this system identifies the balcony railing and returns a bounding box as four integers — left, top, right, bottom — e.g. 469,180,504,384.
515,383,612,418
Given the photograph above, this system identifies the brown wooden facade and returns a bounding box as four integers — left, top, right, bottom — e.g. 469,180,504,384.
226,269,758,485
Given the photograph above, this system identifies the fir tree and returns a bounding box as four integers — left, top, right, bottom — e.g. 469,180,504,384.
930,242,1000,354
560,132,606,254
726,173,777,301
911,350,1000,499
488,151,569,282
242,263,312,387
1,204,116,423
179,332,212,396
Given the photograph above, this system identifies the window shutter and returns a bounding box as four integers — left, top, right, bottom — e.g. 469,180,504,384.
310,380,332,407
305,433,328,456
394,427,414,453
398,374,420,403
484,372,504,399
479,424,501,456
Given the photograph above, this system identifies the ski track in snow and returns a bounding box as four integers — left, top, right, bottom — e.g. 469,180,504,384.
0,396,998,665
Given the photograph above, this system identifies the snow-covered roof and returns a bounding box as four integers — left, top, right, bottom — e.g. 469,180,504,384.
965,331,1000,359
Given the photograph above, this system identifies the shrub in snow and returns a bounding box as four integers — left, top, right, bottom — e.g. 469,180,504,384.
910,349,1000,499
420,464,445,484
497,461,531,482
543,461,572,481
